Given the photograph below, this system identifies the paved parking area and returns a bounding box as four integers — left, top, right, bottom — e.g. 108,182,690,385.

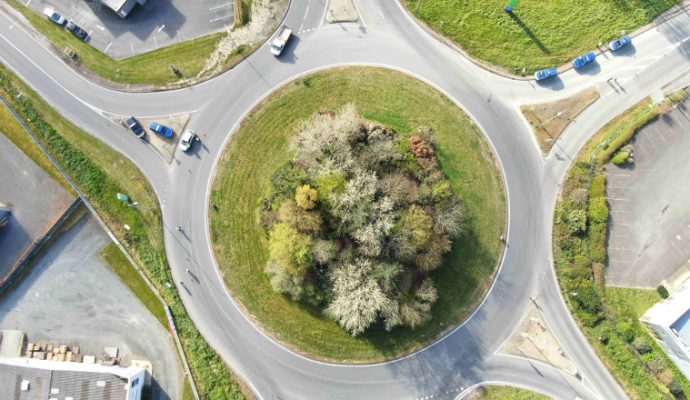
0,133,74,281
606,97,690,287
0,214,183,400
24,0,234,58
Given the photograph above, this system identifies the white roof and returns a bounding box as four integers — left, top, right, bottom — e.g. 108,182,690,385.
0,356,144,380
643,277,690,327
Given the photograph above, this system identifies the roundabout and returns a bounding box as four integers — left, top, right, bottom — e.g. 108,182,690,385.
2,0,688,398
209,67,506,362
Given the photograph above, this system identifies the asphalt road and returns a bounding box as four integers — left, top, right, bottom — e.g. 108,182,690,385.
2,0,690,398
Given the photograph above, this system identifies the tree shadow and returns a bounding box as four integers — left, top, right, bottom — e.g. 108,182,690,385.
508,12,550,54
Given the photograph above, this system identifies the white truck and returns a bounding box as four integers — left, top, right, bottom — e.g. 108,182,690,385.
271,26,293,56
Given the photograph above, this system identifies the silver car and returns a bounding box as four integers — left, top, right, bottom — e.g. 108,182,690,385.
179,129,197,152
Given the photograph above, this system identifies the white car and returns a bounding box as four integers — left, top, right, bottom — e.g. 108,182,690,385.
43,7,66,25
179,129,197,152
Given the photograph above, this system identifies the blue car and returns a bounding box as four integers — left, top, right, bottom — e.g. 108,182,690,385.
609,35,632,51
534,67,558,81
572,51,597,69
126,117,145,138
149,122,173,138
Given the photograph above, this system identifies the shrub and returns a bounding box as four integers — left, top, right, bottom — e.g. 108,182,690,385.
668,379,684,397
567,209,588,234
632,337,652,355
589,197,609,224
589,223,608,264
611,150,631,165
657,285,670,299
616,321,636,343
589,175,607,198
295,184,318,209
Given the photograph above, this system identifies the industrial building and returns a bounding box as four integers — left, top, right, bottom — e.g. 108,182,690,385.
642,277,690,379
100,0,148,18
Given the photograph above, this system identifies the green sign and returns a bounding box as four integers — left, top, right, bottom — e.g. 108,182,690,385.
116,193,129,202
507,0,520,7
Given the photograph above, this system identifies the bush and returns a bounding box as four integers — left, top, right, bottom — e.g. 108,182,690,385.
589,222,608,264
611,150,631,165
589,174,607,198
632,337,652,354
567,209,587,234
589,197,609,224
668,379,684,397
657,285,670,299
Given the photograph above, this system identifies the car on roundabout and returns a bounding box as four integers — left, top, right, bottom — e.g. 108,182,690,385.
534,67,558,81
609,35,632,51
149,122,173,138
43,7,66,26
572,51,597,69
178,129,198,152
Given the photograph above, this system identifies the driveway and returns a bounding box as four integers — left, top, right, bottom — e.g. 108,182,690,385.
26,0,234,58
0,213,183,400
0,133,74,281
606,95,690,287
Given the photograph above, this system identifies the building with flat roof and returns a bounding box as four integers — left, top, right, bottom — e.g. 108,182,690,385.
641,276,690,379
0,357,145,400
100,0,148,18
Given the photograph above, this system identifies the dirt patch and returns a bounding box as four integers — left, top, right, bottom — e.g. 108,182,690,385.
522,87,599,154
498,303,576,373
326,0,359,23
197,0,290,77
111,114,190,163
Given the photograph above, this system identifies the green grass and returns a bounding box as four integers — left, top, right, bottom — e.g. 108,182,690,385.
99,242,167,327
8,0,228,86
402,0,678,74
0,103,72,193
0,63,243,399
210,67,505,361
606,287,659,318
478,385,551,400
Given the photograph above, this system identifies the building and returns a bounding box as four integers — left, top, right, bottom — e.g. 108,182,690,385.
0,357,146,400
641,277,690,379
100,0,148,18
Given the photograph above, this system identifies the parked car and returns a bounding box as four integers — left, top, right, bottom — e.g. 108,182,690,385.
126,117,145,138
178,129,198,152
149,122,173,138
534,67,558,81
65,21,88,40
609,35,632,51
42,7,66,26
572,51,597,69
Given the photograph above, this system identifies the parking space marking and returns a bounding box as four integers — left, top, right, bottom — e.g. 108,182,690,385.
157,25,166,32
608,186,630,189
210,15,232,23
677,235,683,240
607,173,631,177
654,126,667,142
609,247,631,251
607,197,631,202
24,0,31,6
209,3,232,10
130,42,135,56
153,36,158,49
95,25,105,31
611,210,633,214
610,259,630,263
104,42,112,54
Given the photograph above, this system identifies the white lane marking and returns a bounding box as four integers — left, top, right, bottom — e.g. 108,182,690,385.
95,25,105,31
177,30,181,43
300,5,310,32
87,30,93,37
209,3,231,10
375,4,385,19
103,41,112,54
0,33,103,115
153,36,158,49
157,24,166,32
319,0,329,28
9,25,13,30
25,0,31,6
352,0,366,26
130,41,135,56
209,15,232,23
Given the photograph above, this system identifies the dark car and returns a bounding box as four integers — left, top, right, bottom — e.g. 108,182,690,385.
609,35,632,51
127,117,145,138
65,21,88,40
149,122,173,138
534,67,558,81
572,51,596,69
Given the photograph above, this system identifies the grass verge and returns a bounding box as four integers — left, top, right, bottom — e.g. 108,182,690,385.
6,0,229,87
553,92,690,399
471,385,551,400
522,87,599,153
210,67,505,361
99,242,167,327
402,0,678,74
0,63,244,399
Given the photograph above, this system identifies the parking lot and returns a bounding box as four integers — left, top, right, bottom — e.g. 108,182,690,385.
26,0,234,58
0,214,183,400
0,133,74,281
606,96,690,287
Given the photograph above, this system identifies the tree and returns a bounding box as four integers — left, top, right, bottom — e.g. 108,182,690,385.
398,205,434,255
400,279,437,328
278,199,322,234
268,223,313,274
433,201,463,238
295,184,318,209
265,261,304,300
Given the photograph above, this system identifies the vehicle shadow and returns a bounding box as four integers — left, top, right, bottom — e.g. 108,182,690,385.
574,61,601,76
610,43,637,58
508,12,550,54
276,36,301,64
535,76,565,91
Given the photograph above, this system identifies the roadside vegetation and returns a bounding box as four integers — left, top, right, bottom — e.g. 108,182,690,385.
553,92,690,399
6,1,242,87
472,385,551,400
0,63,244,399
210,67,505,361
402,0,678,74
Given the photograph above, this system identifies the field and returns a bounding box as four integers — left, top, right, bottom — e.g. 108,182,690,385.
210,67,505,361
402,0,678,74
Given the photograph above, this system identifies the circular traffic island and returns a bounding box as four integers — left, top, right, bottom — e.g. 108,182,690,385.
210,67,505,362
